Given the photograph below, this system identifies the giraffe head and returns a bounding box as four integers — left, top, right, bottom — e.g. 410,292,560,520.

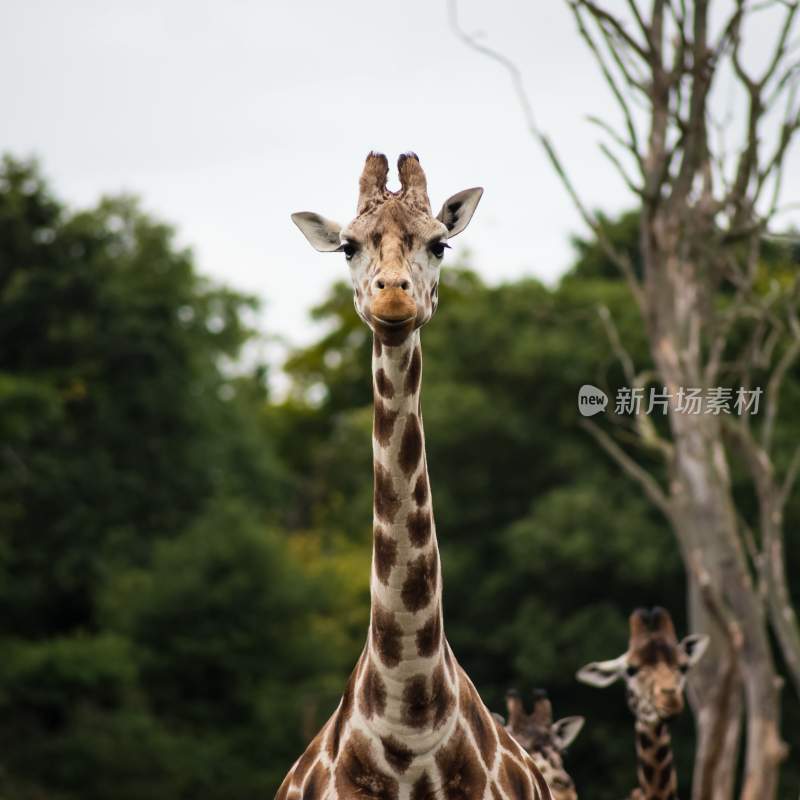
499,689,584,800
292,152,482,345
576,607,709,725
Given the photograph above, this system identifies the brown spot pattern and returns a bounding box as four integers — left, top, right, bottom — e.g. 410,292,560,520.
496,722,523,755
461,681,497,768
531,765,551,800
413,472,428,505
381,735,414,774
294,729,322,785
372,603,402,668
374,463,400,523
406,508,432,547
431,662,455,729
405,347,422,395
373,527,397,585
359,659,387,719
302,761,329,800
375,368,394,398
658,762,674,790
374,399,398,445
398,414,423,476
275,773,292,800
402,674,430,728
411,772,436,800
435,723,488,800
499,754,533,800
401,550,438,612
416,609,442,657
335,730,399,800
444,647,456,681
329,668,356,759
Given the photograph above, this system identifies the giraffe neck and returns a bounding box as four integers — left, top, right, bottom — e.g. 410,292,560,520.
634,719,678,800
365,330,453,736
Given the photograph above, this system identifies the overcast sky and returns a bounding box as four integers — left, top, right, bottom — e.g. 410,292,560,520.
3,1,798,361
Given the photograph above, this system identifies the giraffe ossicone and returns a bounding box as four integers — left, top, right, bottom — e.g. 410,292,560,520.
499,689,583,800
576,607,709,800
281,153,553,800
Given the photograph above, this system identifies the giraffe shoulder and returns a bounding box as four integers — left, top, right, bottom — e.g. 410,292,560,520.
277,715,336,800
275,771,294,800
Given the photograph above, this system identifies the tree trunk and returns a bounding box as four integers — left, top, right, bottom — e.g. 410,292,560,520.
688,579,742,800
641,214,786,799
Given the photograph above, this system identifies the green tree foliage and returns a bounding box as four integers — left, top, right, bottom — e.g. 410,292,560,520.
0,157,796,798
0,157,342,799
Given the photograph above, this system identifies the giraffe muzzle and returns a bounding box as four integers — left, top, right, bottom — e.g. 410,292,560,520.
371,287,417,325
658,693,684,719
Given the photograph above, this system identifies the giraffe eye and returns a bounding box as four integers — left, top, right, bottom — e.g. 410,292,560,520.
341,242,358,260
428,241,449,259
679,664,689,674
626,665,639,677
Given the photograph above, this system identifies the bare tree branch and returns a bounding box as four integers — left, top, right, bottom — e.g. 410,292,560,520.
597,304,636,385
448,0,646,311
455,1,800,791
779,443,800,506
570,2,646,170
762,335,800,452
580,418,673,517
576,0,650,59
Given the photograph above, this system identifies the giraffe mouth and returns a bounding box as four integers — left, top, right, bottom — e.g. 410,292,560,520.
659,705,682,720
373,316,415,328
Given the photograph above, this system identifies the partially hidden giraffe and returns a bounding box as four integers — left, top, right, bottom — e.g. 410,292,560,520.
280,152,553,800
576,608,709,800
493,690,583,800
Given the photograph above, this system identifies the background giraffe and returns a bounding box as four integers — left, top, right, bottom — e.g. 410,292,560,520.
576,608,708,800
280,153,552,800
494,689,583,800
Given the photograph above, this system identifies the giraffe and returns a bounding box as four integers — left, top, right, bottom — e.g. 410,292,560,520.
576,607,709,800
280,152,552,800
494,689,584,800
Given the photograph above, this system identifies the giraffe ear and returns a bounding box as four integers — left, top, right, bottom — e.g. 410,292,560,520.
291,212,343,252
551,716,585,751
679,634,709,666
436,187,483,238
576,655,627,688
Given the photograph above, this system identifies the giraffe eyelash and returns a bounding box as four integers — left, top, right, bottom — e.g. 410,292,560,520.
428,241,450,259
340,241,358,260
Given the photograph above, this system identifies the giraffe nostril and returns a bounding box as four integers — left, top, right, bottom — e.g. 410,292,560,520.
376,279,385,290
400,280,410,291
